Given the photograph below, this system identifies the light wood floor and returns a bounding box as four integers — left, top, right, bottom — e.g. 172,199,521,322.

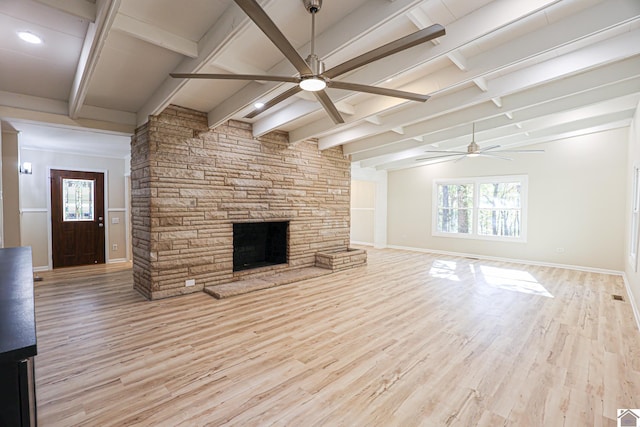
34,248,640,426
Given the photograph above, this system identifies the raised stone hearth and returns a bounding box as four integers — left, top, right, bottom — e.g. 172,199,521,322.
204,247,367,299
131,105,365,300
203,266,332,299
315,248,367,271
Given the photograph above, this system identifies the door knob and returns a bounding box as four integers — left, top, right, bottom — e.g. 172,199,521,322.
98,223,104,228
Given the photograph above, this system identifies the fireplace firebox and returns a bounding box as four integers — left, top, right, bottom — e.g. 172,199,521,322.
233,221,288,272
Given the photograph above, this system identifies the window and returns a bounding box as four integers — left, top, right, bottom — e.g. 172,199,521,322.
436,183,473,234
433,175,527,242
62,178,95,221
477,181,523,238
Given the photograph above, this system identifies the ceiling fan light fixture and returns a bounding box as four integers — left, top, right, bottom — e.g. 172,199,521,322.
467,153,480,158
299,76,326,92
18,31,42,44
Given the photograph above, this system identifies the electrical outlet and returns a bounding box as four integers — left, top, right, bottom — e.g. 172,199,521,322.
112,244,118,251
555,247,565,253
185,279,196,287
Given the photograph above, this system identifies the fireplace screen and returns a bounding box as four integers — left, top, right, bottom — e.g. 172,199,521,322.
233,221,288,272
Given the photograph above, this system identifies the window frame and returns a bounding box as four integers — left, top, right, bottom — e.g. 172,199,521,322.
432,175,528,243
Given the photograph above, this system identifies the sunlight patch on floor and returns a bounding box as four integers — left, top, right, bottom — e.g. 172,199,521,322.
479,265,554,297
429,260,460,281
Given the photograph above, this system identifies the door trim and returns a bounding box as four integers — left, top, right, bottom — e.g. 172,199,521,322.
46,166,110,270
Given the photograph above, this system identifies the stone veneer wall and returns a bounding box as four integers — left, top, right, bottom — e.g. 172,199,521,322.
131,105,351,299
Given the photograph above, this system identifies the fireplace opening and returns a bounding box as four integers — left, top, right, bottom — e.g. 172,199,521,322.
233,221,288,272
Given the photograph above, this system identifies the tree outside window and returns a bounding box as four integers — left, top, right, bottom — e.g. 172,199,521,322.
478,182,521,238
437,183,473,234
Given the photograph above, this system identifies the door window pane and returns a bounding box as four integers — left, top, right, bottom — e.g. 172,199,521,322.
63,179,95,221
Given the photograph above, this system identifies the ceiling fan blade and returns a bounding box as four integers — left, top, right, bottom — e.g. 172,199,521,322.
327,80,429,102
233,0,312,75
244,86,303,119
498,149,545,153
478,144,501,152
314,90,344,124
423,150,467,154
416,153,466,161
453,155,468,163
479,153,513,161
416,157,461,165
324,24,445,79
170,73,300,83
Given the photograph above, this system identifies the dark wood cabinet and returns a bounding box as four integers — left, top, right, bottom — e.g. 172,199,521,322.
0,247,38,426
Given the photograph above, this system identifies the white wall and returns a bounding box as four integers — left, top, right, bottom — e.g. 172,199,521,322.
351,180,376,244
387,127,628,272
625,100,640,324
19,148,128,269
1,127,20,248
351,164,387,248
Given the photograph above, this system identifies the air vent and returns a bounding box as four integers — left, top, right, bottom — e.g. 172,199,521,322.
612,294,625,301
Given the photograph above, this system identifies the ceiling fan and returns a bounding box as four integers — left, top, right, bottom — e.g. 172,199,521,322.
416,123,545,163
170,0,445,124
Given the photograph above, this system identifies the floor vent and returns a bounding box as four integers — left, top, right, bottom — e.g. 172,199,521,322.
612,294,625,301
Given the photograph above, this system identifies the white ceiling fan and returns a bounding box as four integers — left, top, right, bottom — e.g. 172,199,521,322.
170,0,445,124
416,123,545,163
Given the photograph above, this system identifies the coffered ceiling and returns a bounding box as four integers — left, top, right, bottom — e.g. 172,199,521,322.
1,0,639,169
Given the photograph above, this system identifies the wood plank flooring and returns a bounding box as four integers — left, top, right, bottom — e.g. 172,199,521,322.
33,248,640,426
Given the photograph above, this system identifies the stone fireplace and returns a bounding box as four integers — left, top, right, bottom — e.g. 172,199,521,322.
130,105,360,300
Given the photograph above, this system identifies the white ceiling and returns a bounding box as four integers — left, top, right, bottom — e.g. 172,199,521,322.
0,0,638,168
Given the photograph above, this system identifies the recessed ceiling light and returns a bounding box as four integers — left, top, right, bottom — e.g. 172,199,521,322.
254,102,265,109
18,31,43,44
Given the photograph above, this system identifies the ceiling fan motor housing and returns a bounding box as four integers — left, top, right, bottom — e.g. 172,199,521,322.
467,141,480,154
305,54,325,75
303,0,322,13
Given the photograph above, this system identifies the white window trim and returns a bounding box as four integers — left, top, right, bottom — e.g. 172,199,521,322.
432,174,528,243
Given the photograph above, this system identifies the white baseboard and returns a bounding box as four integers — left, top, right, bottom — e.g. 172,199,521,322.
385,244,624,276
32,259,129,273
350,241,374,247
350,241,388,249
623,274,640,332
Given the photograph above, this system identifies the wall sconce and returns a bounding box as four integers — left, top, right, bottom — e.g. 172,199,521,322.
19,162,32,175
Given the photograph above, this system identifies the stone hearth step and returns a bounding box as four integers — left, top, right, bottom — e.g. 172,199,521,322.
204,267,332,299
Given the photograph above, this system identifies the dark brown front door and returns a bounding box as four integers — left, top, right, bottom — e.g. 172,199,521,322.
51,169,105,268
